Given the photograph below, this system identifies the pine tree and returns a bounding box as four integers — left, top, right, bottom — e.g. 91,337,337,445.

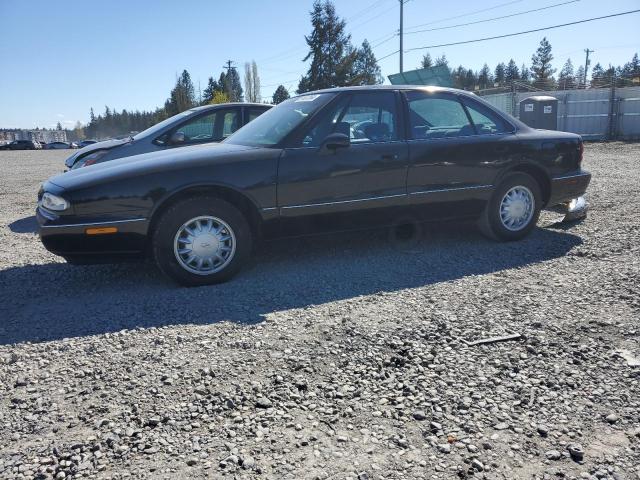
272,85,291,104
559,59,576,89
297,0,355,93
520,63,530,82
590,63,605,87
223,68,243,102
505,59,520,83
420,53,433,69
478,64,492,90
56,122,63,131
202,76,222,104
167,70,197,115
494,62,506,86
464,69,477,90
530,37,556,88
575,65,585,88
434,54,450,76
351,39,382,85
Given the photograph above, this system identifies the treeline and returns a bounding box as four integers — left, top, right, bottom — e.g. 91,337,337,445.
422,37,640,92
69,0,640,140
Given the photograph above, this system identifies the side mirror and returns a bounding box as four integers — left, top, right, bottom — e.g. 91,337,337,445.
169,131,186,145
320,132,350,153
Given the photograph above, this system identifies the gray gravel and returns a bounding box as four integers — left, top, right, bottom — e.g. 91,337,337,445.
1,144,639,479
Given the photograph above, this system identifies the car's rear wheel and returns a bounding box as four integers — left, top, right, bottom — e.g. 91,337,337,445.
478,172,542,241
152,197,251,286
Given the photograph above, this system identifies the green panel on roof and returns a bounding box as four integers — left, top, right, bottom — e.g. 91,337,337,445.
388,65,452,87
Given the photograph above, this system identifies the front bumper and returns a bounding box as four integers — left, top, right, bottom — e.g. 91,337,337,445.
37,207,150,260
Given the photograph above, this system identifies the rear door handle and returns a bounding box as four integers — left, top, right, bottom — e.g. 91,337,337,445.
382,154,399,160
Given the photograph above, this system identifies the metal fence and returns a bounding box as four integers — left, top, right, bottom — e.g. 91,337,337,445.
480,86,640,140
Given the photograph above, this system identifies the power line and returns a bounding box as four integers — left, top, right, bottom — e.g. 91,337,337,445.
404,0,580,35
405,0,524,30
401,9,640,53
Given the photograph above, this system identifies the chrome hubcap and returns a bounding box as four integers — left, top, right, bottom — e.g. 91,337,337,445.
173,216,236,275
500,186,534,231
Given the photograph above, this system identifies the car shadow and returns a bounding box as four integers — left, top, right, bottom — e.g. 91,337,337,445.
0,223,583,345
8,215,38,233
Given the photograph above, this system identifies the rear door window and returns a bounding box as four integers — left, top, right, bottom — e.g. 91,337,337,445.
461,98,513,134
406,91,474,139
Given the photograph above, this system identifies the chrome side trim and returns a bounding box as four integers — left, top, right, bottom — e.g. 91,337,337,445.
261,207,278,212
40,218,147,229
409,184,493,196
280,193,406,210
552,173,590,181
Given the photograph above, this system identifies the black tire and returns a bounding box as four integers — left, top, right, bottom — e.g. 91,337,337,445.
478,172,542,241
152,196,252,286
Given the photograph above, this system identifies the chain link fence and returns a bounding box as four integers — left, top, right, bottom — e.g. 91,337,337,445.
477,81,640,140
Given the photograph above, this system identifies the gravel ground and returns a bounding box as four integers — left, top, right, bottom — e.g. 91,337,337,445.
0,144,639,480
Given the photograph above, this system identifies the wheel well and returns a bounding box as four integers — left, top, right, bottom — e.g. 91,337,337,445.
147,186,263,246
508,164,551,206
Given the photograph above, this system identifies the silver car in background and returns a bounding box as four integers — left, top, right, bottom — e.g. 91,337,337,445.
65,103,271,169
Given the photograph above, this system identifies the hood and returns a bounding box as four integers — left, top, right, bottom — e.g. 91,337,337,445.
49,142,265,191
64,138,131,168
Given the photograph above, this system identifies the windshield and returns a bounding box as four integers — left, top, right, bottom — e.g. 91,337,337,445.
132,110,194,140
225,93,335,147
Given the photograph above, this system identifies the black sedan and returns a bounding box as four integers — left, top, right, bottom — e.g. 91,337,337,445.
37,86,590,286
1,140,40,150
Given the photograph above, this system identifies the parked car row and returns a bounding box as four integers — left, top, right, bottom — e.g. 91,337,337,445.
37,88,591,287
0,139,100,150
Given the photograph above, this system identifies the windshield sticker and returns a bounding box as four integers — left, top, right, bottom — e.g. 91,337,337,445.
295,94,321,102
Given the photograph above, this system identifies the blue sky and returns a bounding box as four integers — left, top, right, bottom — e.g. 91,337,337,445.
1,0,638,129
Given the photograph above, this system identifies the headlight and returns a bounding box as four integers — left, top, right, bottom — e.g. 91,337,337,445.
41,192,70,211
73,149,109,169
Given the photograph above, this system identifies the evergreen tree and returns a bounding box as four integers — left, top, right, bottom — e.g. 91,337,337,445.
420,53,433,69
297,0,355,93
478,64,492,89
464,69,477,90
56,122,63,131
202,76,222,104
167,70,196,115
434,54,451,76
622,53,639,77
558,59,576,89
223,68,243,102
505,59,520,83
520,63,530,82
272,85,291,104
530,37,556,88
452,66,467,89
494,62,506,86
351,40,382,85
590,63,605,87
575,65,586,88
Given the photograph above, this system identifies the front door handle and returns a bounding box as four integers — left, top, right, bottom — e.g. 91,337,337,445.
381,154,399,160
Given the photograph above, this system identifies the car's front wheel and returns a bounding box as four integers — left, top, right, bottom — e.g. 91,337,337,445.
152,197,252,286
478,172,542,241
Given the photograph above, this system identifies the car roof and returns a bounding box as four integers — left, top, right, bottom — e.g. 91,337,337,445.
299,85,474,96
189,102,272,112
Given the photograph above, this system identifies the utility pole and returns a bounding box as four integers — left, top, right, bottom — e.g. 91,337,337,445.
399,0,404,73
583,49,594,88
223,60,236,100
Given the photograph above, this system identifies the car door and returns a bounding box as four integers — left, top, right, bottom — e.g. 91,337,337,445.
277,91,409,222
404,90,515,219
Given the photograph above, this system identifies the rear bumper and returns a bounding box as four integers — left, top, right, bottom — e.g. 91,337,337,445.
547,170,591,206
37,207,149,260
